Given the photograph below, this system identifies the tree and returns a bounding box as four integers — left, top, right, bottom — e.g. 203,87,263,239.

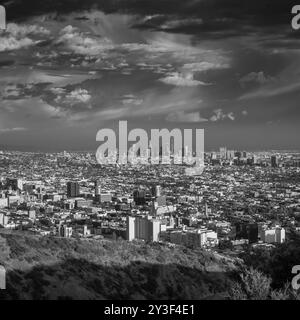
219,240,233,250
230,268,272,300
229,267,300,300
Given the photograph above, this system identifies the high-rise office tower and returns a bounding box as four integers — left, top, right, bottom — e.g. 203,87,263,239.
133,189,146,205
205,203,209,217
95,180,101,196
252,155,258,165
271,155,278,168
149,220,161,242
151,185,161,198
227,150,235,160
220,147,227,159
67,182,80,198
235,151,242,159
126,216,136,241
155,185,161,197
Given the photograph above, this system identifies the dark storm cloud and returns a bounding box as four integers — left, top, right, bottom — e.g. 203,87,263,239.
2,0,297,39
0,59,14,67
1,82,51,100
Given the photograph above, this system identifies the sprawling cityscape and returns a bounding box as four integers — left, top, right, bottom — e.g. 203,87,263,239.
1,148,299,253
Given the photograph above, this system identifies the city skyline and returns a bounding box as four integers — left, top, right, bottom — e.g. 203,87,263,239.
1,145,300,153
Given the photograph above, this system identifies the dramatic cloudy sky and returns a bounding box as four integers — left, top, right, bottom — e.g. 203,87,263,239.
0,0,299,151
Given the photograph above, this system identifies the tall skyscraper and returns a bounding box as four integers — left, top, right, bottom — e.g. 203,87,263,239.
226,150,235,160
155,185,161,197
149,220,161,242
252,155,258,165
151,185,161,197
126,216,136,241
220,147,227,159
95,180,101,196
67,182,80,198
271,155,278,168
133,189,146,205
205,203,209,217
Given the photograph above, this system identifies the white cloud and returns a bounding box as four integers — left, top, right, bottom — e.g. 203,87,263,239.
54,88,91,106
239,71,274,86
210,109,235,122
1,84,21,98
159,72,210,87
0,37,35,52
50,87,67,95
161,18,203,30
166,111,208,123
0,127,27,134
122,95,143,106
182,61,229,73
56,25,114,55
0,23,50,52
6,23,50,37
65,88,91,104
227,112,235,121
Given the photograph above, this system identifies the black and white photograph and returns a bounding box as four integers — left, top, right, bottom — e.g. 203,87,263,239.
0,0,300,305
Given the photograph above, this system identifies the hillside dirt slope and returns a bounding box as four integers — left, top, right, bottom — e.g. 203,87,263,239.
0,231,240,300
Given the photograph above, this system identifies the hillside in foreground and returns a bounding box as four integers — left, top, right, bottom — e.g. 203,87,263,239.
0,230,240,300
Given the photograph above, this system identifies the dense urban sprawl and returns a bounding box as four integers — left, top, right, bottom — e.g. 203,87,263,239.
0,149,300,256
